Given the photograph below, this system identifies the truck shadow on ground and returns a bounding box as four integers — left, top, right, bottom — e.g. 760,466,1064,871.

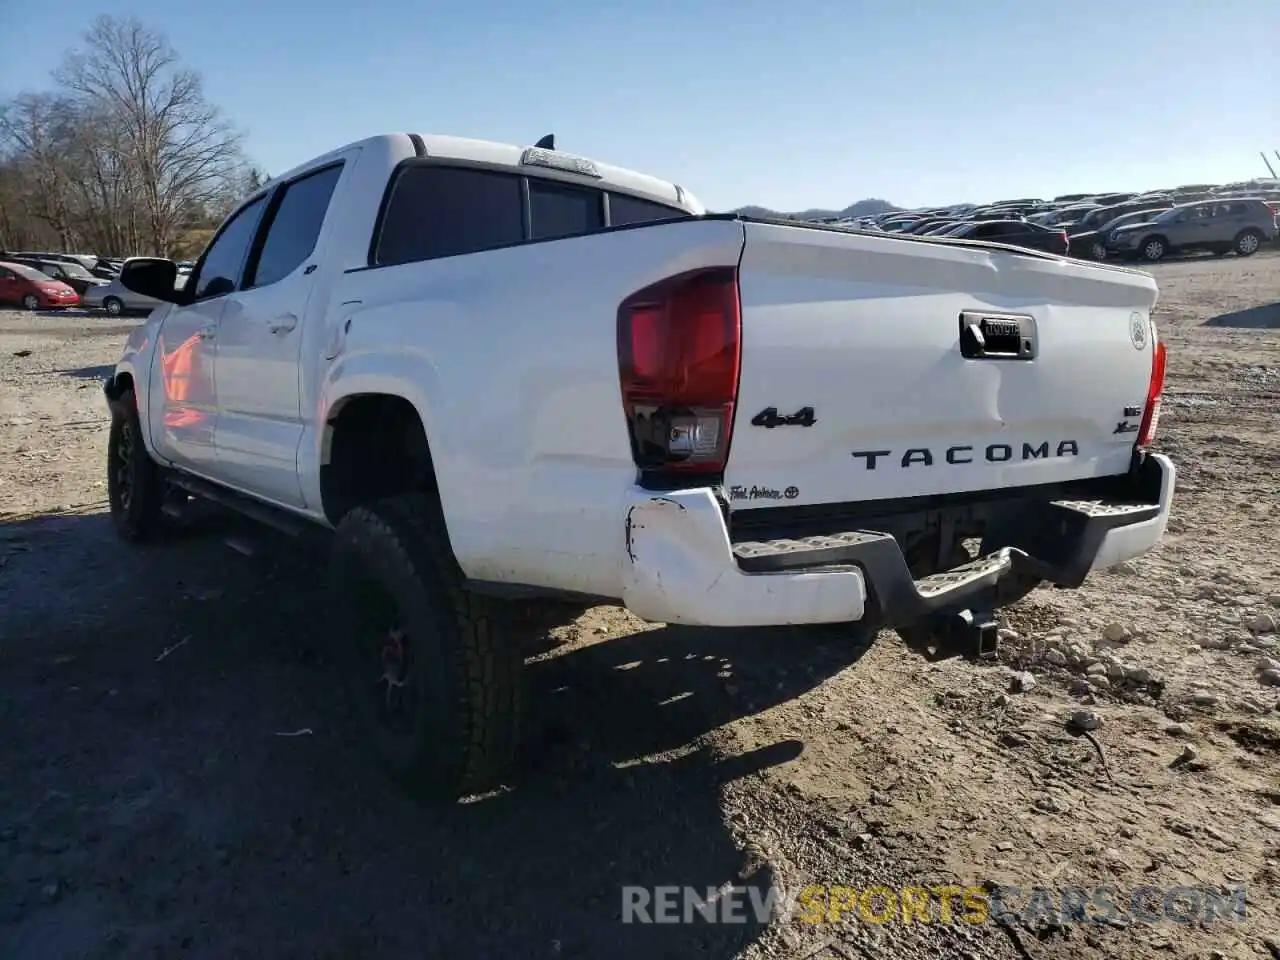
58,364,116,381
0,508,872,960
1204,301,1280,329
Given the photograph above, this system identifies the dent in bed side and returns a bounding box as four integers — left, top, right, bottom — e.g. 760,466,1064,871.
312,218,748,599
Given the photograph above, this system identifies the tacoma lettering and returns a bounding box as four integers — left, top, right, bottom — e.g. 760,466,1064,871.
852,441,1079,469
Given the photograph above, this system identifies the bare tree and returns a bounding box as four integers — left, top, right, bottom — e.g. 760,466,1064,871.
0,93,83,249
55,14,247,255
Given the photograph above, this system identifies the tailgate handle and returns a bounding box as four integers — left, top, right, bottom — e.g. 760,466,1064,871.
959,311,1037,360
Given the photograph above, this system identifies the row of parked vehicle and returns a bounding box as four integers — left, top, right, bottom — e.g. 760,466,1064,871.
3,176,1278,314
0,249,194,313
827,178,1280,262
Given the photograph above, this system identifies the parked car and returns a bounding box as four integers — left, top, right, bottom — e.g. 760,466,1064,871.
9,251,101,274
102,131,1173,802
8,256,109,296
82,270,187,315
91,258,122,280
0,260,81,309
1108,198,1278,262
939,219,1070,255
1070,208,1172,260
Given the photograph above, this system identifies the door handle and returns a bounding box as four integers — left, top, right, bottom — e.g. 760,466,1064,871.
268,313,298,335
958,311,1037,360
196,326,216,341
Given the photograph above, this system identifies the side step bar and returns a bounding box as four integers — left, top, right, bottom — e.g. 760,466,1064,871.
165,472,331,551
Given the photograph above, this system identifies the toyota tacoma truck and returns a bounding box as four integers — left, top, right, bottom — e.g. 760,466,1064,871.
103,132,1175,801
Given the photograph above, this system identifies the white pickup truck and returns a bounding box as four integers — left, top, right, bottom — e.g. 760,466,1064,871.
105,132,1175,800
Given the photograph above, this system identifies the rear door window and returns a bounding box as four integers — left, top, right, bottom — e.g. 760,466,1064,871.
529,179,603,240
247,164,344,288
376,166,524,265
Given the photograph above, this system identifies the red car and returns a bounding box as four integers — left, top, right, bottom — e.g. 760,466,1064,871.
0,260,81,309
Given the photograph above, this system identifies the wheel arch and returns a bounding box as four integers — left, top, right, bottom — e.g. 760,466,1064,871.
319,385,445,530
104,362,165,462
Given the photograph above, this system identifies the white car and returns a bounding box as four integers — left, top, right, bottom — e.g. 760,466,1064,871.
102,132,1175,801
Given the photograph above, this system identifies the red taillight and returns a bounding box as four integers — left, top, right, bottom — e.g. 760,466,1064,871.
617,267,742,475
1136,333,1166,450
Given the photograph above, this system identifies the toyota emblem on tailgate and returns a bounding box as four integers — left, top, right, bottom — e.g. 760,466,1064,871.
1129,312,1148,350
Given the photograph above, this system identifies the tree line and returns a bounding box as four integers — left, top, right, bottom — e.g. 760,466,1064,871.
0,15,265,259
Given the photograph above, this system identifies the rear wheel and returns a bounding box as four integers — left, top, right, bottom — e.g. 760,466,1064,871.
1090,241,1107,261
21,293,39,311
330,495,523,802
107,389,165,541
1234,229,1263,257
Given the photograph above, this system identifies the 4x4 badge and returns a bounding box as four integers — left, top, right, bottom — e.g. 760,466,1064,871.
751,406,816,428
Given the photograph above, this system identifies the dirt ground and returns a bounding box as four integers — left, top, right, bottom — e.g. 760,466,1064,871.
1,252,1278,960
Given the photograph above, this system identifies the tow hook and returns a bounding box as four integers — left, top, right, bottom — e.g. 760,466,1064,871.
946,608,1000,660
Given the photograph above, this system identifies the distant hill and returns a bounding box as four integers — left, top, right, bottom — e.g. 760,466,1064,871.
729,198,903,220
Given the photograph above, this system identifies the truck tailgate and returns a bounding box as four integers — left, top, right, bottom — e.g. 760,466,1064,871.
724,221,1160,510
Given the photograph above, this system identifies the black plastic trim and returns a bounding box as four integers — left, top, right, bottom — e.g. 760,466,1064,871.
407,133,427,157
726,457,1167,625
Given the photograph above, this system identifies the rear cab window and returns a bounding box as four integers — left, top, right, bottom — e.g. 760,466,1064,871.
371,162,691,267
529,179,604,240
376,166,524,266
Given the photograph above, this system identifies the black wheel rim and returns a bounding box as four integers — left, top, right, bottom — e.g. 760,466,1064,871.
115,421,134,511
352,578,421,740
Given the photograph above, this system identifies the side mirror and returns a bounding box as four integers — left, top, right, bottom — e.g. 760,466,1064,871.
120,258,188,305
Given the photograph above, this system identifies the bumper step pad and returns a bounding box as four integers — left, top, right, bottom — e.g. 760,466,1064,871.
729,492,1161,626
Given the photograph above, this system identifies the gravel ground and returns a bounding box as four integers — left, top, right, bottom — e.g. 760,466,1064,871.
1,252,1278,960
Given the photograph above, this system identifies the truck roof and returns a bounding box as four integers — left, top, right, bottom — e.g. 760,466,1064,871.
269,133,704,216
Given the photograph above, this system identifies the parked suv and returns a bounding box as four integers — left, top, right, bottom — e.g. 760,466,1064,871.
1109,198,1278,262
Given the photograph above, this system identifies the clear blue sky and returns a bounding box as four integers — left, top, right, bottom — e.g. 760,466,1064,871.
3,0,1277,212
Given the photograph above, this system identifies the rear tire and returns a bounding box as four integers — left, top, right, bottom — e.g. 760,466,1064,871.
104,296,124,316
1234,229,1263,257
330,495,523,802
107,389,165,541
1090,241,1106,261
21,293,39,311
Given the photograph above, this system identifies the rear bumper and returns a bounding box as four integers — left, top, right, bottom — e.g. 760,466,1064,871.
620,453,1175,628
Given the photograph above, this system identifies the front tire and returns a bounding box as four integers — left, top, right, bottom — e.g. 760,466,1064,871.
1139,236,1166,262
1090,241,1107,261
1234,229,1263,257
330,496,523,802
107,389,164,541
104,296,124,316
